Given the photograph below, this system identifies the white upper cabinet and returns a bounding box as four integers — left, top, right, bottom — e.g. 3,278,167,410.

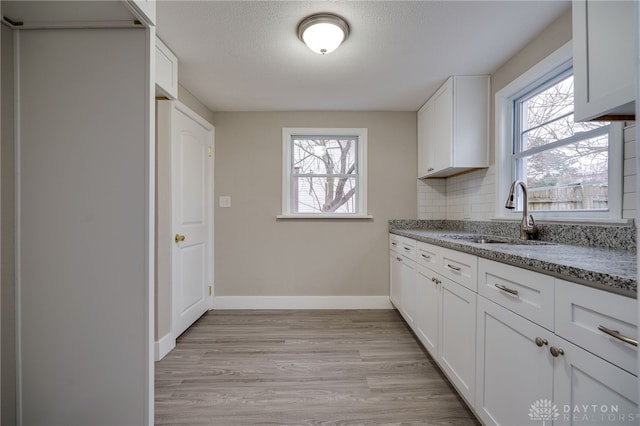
572,0,635,121
417,75,490,178
156,37,179,100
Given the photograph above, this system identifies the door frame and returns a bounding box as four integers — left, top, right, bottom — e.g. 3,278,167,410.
155,100,214,360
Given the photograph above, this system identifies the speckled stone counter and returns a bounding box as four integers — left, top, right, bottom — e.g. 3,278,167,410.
389,221,637,298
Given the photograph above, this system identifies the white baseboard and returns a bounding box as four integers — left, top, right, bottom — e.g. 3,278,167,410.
154,333,176,361
212,296,393,310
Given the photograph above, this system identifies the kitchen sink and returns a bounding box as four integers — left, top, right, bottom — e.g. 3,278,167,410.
439,234,556,246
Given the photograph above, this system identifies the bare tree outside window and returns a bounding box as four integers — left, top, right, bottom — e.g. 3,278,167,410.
291,136,358,213
514,72,611,211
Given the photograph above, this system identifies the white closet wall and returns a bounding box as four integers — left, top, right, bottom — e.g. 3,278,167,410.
17,28,153,425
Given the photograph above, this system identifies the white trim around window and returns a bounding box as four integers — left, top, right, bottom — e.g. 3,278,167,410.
494,40,624,223
279,127,371,219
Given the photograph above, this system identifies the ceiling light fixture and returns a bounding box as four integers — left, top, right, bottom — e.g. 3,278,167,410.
297,13,350,55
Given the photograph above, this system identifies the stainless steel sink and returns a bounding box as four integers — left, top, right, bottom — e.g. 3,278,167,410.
439,234,555,246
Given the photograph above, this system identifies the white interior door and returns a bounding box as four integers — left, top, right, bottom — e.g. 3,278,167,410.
171,103,213,337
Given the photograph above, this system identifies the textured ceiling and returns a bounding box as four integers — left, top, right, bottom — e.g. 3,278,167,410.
156,1,570,112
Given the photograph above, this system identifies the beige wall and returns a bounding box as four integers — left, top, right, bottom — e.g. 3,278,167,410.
1,23,16,426
212,112,417,296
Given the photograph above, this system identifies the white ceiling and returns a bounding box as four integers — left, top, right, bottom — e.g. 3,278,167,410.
156,1,570,112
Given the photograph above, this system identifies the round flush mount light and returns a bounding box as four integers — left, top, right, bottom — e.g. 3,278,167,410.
297,13,350,55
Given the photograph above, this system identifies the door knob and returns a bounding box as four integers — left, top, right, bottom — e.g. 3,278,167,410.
175,234,186,243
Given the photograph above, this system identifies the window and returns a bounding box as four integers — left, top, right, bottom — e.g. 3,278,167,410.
496,41,622,221
281,128,368,218
513,68,613,213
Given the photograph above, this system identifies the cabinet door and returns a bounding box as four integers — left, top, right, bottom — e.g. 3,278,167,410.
156,37,178,100
476,296,554,426
439,277,476,406
417,101,431,178
399,257,417,326
389,252,402,309
431,79,453,172
553,337,638,425
415,265,440,358
573,0,635,120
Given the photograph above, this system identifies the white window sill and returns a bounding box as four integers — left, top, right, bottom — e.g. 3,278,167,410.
277,214,374,220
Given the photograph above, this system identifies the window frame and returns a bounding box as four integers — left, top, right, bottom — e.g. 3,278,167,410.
495,41,624,223
279,127,370,219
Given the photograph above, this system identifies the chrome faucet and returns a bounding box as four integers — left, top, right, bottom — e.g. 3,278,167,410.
505,180,538,240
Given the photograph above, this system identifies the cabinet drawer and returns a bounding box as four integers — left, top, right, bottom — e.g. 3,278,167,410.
478,259,554,330
555,279,637,375
389,234,417,261
417,241,440,270
439,246,477,291
389,234,401,253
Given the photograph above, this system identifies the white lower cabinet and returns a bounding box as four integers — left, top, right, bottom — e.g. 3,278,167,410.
415,263,477,406
415,264,439,356
415,241,477,405
554,337,638,425
475,272,639,426
399,256,417,326
389,235,417,326
389,233,638,426
439,277,477,406
475,296,554,426
389,251,402,309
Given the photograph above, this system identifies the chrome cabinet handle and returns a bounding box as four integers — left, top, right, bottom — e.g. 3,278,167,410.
447,264,461,271
598,325,638,347
427,167,434,172
535,337,548,347
391,242,397,246
403,247,411,251
421,254,431,259
396,257,402,262
550,346,564,357
494,283,519,297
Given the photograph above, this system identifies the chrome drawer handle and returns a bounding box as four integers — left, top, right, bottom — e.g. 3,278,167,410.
494,283,519,297
403,247,411,251
391,242,397,246
421,254,431,259
598,325,638,347
396,257,402,262
447,264,461,271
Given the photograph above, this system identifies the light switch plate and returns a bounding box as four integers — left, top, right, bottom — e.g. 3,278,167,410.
463,205,472,219
219,196,231,208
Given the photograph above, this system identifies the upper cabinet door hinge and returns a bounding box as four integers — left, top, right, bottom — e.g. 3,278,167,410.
208,147,212,158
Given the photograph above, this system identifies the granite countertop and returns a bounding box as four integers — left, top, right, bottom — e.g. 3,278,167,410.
390,228,637,298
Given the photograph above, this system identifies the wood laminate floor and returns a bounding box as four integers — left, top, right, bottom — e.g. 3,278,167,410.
155,310,480,425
